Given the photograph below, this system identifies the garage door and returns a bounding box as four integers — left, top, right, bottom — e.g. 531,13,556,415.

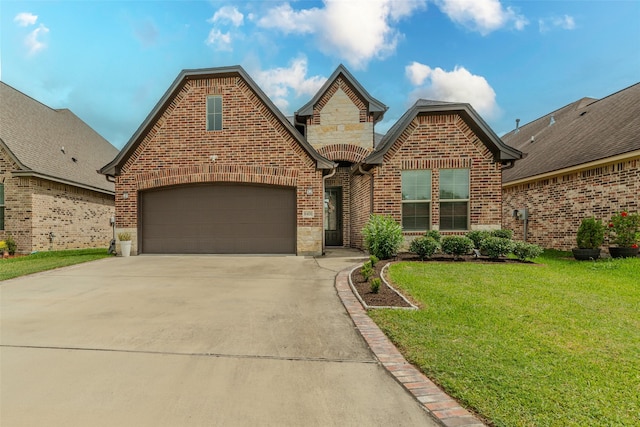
140,184,296,254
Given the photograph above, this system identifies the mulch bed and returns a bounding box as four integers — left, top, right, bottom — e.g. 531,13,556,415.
350,253,534,308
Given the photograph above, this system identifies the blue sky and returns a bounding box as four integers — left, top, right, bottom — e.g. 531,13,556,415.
2,1,639,149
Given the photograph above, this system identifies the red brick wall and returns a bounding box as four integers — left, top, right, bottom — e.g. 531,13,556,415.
350,172,372,249
115,75,323,254
356,113,503,249
503,157,640,250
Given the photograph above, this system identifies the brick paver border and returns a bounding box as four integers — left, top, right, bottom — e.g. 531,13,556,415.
335,267,486,427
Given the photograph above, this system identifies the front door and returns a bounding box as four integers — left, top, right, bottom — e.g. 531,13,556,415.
324,187,343,246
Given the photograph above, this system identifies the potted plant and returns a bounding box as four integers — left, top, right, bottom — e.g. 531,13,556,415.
607,211,640,258
572,217,604,260
118,232,132,257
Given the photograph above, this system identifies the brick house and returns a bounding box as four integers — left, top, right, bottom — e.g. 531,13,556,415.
502,82,640,250
101,65,521,256
0,82,118,254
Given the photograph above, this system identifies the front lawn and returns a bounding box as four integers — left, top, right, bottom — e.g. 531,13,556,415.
0,248,112,281
369,252,640,426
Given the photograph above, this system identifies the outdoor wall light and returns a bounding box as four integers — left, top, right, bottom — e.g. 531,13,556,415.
306,188,313,196
122,192,129,199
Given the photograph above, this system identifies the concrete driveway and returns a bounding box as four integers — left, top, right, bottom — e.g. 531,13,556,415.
0,253,437,426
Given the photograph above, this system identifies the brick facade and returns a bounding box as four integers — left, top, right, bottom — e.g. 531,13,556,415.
1,146,114,254
503,157,640,250
370,113,503,249
114,75,324,255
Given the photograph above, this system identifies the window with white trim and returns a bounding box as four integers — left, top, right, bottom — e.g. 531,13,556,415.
206,95,222,131
439,169,469,231
401,170,431,231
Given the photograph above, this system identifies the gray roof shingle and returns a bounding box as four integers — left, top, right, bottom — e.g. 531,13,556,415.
0,82,118,193
502,82,640,183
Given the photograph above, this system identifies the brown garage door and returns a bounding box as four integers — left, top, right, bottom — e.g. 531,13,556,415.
140,184,296,254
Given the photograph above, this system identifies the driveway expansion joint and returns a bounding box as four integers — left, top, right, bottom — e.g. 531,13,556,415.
335,266,487,427
0,344,377,365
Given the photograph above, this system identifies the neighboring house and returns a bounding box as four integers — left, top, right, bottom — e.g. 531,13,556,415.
502,82,640,250
101,65,521,256
0,82,118,254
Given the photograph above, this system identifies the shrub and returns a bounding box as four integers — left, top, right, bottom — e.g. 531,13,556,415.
466,230,491,249
369,255,379,267
370,278,381,294
361,261,374,281
576,217,605,249
491,229,513,240
441,236,474,259
480,236,515,259
0,240,7,252
512,241,544,261
409,236,440,260
117,232,132,241
607,211,640,247
5,235,17,255
362,214,403,260
424,229,441,242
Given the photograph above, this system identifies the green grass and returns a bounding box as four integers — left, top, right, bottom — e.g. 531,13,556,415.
0,248,112,281
370,251,640,426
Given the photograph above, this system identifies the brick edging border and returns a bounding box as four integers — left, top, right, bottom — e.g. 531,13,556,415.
335,266,486,427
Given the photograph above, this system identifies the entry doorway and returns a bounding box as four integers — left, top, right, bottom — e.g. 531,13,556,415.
324,187,343,246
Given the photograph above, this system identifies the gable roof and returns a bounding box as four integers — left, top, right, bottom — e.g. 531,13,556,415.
502,82,640,183
101,66,334,176
295,64,388,123
365,100,522,165
0,82,118,194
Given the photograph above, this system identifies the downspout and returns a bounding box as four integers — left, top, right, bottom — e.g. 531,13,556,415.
358,164,374,214
322,167,337,255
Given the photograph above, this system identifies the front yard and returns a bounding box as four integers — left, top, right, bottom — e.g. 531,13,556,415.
370,251,639,426
0,249,111,281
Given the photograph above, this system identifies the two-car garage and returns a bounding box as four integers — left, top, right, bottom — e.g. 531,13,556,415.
139,184,296,254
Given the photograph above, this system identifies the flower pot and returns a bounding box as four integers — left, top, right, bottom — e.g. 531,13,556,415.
120,241,132,257
572,248,601,261
609,246,639,258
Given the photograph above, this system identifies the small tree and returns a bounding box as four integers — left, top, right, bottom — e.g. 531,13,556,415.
362,214,403,260
441,236,474,259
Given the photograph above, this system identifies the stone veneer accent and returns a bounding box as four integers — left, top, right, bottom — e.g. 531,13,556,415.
503,157,640,250
115,75,324,256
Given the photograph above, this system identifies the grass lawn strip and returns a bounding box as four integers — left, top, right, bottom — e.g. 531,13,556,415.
0,248,112,281
369,252,640,426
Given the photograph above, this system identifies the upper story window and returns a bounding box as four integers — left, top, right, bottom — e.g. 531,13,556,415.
439,169,469,231
0,183,5,230
401,170,431,231
206,95,222,131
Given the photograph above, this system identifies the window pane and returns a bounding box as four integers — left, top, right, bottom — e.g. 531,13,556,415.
440,201,468,231
0,183,4,203
207,96,222,131
402,202,430,231
401,170,431,200
440,169,469,200
213,113,222,130
0,207,4,230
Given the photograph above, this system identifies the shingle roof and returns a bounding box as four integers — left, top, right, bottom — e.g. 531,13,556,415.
365,100,522,165
101,66,335,175
502,82,640,183
295,64,388,123
0,82,118,194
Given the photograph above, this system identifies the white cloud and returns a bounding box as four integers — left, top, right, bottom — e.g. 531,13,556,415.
205,29,232,51
253,57,327,113
406,62,500,119
209,6,244,27
25,24,50,55
14,12,38,27
256,0,427,69
539,15,576,33
434,0,527,35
